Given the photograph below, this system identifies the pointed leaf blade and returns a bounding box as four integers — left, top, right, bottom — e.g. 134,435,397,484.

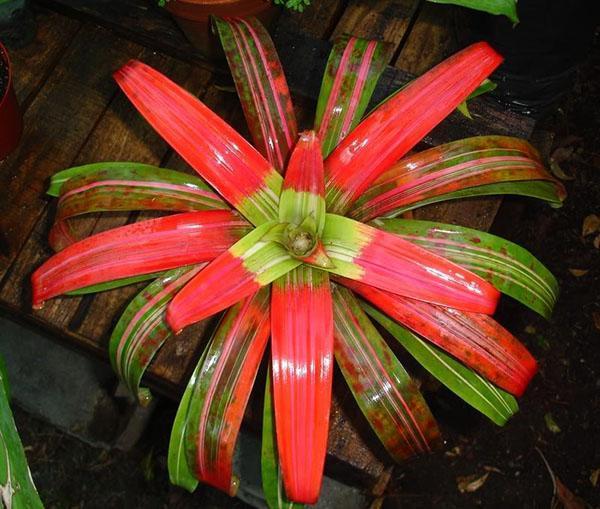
271,266,333,504
315,36,393,157
321,214,499,314
365,304,519,425
32,210,251,308
279,131,326,235
373,218,559,318
350,136,566,222
215,17,298,173
332,286,441,461
325,42,503,214
114,60,282,225
344,279,537,396
109,265,204,403
180,289,270,494
0,367,44,509
167,222,301,332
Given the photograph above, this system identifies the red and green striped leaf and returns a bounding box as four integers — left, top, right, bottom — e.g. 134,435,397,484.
181,288,270,494
321,214,499,314
349,136,566,222
271,266,333,504
262,371,305,509
315,36,393,158
114,60,283,226
167,222,301,333
279,131,326,234
32,210,250,308
332,285,441,461
324,42,503,215
344,279,536,396
214,17,298,173
48,162,227,250
373,218,559,318
365,304,519,426
109,265,204,404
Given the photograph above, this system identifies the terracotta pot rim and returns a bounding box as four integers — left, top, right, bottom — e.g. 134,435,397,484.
168,0,271,6
0,41,13,110
165,0,273,20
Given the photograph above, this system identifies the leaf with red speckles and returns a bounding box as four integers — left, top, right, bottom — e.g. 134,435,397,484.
109,265,204,404
48,162,227,251
332,285,441,460
321,214,500,314
373,218,559,318
167,222,301,332
365,303,519,426
178,288,270,494
214,17,298,173
350,136,566,222
315,36,392,158
324,42,503,215
344,279,537,397
261,370,305,509
31,210,251,309
271,266,333,504
114,60,282,226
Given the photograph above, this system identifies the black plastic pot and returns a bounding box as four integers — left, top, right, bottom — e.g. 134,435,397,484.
461,0,600,117
0,40,22,160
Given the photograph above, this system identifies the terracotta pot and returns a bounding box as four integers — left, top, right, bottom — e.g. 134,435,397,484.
165,0,276,59
0,41,22,161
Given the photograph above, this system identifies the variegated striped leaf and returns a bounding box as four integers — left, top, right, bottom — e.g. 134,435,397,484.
182,289,271,494
215,17,298,173
32,210,251,308
315,36,393,157
114,60,283,226
365,304,518,426
373,218,559,318
350,136,566,222
109,265,204,404
332,285,441,460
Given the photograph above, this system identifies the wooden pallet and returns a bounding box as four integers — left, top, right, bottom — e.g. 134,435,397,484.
0,0,538,491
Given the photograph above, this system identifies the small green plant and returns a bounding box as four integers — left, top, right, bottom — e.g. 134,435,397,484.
274,0,311,12
33,16,564,507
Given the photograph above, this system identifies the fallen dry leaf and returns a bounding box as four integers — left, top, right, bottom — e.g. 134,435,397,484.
545,413,562,434
582,214,600,237
483,465,504,474
594,235,600,250
590,468,600,487
569,268,589,277
525,324,537,334
549,146,576,181
593,311,600,332
457,472,490,493
445,446,462,458
536,447,587,509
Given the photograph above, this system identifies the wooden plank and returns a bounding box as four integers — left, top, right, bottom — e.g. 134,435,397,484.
394,1,456,75
10,8,81,109
331,0,418,46
0,25,147,283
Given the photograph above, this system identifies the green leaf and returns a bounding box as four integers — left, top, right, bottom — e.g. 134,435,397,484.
182,289,271,494
373,218,559,318
315,36,393,157
457,79,497,118
109,265,203,404
214,17,298,173
332,286,441,461
66,272,166,296
261,371,304,509
0,366,44,508
427,0,519,24
365,304,518,426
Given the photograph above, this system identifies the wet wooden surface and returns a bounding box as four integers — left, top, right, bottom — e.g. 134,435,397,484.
0,0,538,489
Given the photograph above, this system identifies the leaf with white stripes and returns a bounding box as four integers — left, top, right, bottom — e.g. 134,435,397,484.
365,303,518,426
109,265,204,404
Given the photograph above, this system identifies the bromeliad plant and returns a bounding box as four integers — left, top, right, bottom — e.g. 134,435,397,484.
32,17,565,505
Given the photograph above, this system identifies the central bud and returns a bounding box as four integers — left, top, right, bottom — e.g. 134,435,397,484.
283,223,317,257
